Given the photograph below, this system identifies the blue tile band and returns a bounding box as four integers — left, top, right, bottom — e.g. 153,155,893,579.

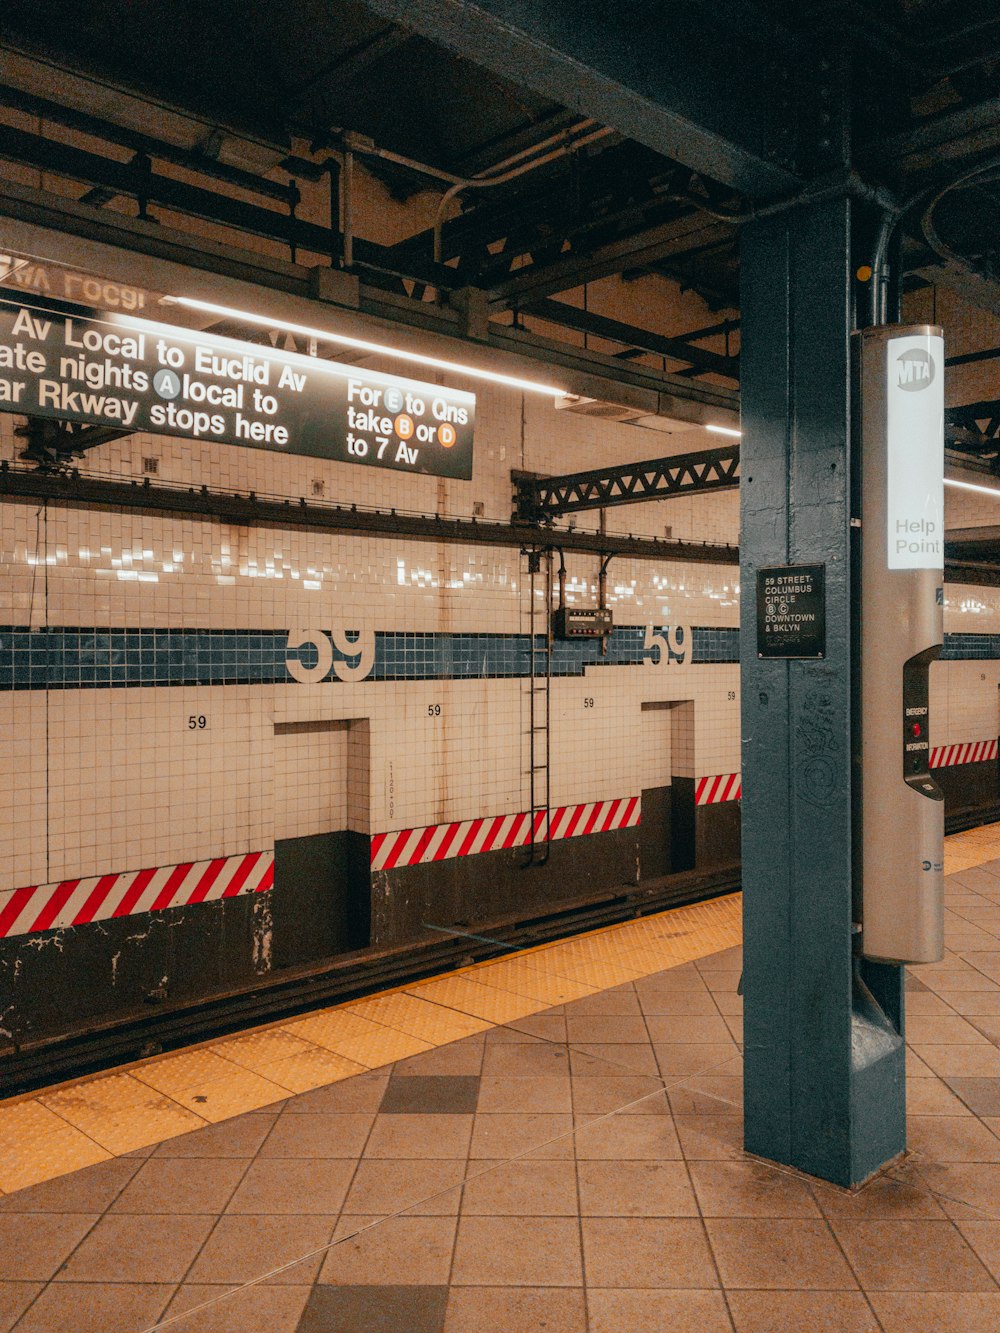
0,624,993,690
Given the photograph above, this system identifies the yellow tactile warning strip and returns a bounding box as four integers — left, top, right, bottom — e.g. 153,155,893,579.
0,820,996,1198
945,819,1000,874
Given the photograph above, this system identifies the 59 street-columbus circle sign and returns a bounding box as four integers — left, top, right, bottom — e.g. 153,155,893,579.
0,295,475,479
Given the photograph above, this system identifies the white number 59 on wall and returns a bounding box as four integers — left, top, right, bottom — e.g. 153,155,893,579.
286,627,375,683
643,624,690,666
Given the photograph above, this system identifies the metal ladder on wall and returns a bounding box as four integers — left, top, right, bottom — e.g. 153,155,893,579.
523,548,552,865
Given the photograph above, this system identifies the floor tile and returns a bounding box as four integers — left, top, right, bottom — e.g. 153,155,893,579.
494,1014,567,1042
108,1156,247,1213
160,1282,312,1333
363,1112,473,1158
812,1167,944,1219
912,1045,1000,1078
705,1217,858,1289
956,1220,1000,1280
281,1072,390,1113
574,1042,662,1076
570,1075,670,1116
223,1158,354,1214
668,1075,743,1116
653,1042,739,1077
344,1158,466,1216
476,1075,572,1113
300,1283,449,1333
578,1160,697,1216
644,1015,735,1045
587,1287,733,1332
451,1215,583,1286
637,989,721,1015
185,1214,336,1284
831,1218,995,1290
908,1114,1000,1161
443,1286,586,1332
869,1291,1000,1332
907,1077,974,1116
379,1074,481,1114
468,1112,574,1160
581,1217,718,1288
916,1160,1000,1219
689,1159,820,1217
0,1284,43,1330
573,1112,682,1160
946,1077,1000,1117
461,1159,578,1215
0,1213,98,1281
906,1015,990,1044
673,1113,745,1159
560,985,642,1016
53,1213,213,1283
480,1043,571,1077
393,1041,485,1077
0,1156,139,1213
319,1215,457,1285
257,1111,375,1158
726,1290,878,1332
11,1282,174,1333
564,1016,650,1044
153,1110,279,1157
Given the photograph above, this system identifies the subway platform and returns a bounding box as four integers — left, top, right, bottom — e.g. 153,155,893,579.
0,825,998,1332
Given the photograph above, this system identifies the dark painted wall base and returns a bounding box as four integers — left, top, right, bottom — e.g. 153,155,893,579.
937,758,998,828
697,801,741,868
371,825,640,947
272,831,370,965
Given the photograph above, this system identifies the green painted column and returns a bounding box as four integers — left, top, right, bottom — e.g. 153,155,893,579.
740,195,906,1187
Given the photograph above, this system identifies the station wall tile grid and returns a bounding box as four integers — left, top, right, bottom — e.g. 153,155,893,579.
0,826,998,1330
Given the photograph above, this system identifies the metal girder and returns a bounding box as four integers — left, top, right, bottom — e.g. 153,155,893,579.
358,0,803,197
489,216,735,311
527,298,739,378
512,444,740,520
0,464,738,566
946,398,1000,470
945,526,1000,566
14,418,131,468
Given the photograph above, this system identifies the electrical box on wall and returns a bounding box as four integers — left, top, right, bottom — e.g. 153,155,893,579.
552,607,613,639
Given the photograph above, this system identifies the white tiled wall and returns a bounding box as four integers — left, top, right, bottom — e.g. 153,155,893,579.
0,315,997,895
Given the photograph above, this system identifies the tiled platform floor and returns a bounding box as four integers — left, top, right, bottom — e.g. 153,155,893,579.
0,824,998,1331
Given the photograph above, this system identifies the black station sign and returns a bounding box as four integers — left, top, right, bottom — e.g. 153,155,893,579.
0,294,475,479
756,563,826,659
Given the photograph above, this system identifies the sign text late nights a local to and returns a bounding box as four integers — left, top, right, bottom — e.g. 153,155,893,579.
0,295,475,479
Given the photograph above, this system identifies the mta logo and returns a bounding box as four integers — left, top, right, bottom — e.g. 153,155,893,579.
896,348,934,392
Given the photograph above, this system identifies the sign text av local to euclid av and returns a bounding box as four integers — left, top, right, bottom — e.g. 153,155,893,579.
0,296,475,479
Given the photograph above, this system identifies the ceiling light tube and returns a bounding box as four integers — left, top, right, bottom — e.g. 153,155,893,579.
945,477,1000,499
159,295,566,397
705,423,742,438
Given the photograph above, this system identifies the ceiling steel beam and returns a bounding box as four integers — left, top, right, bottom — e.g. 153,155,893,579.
358,0,803,196
512,444,740,520
526,298,739,378
488,216,735,311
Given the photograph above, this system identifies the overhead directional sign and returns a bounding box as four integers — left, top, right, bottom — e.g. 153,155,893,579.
0,294,475,479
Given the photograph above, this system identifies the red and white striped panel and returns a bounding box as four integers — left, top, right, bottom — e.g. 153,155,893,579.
371,796,641,872
695,773,742,806
930,738,998,769
0,850,273,941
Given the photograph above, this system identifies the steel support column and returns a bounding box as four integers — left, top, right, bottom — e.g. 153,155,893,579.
740,196,905,1186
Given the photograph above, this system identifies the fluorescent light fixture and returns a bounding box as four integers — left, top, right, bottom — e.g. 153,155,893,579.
945,477,1000,499
706,423,742,438
159,295,566,397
